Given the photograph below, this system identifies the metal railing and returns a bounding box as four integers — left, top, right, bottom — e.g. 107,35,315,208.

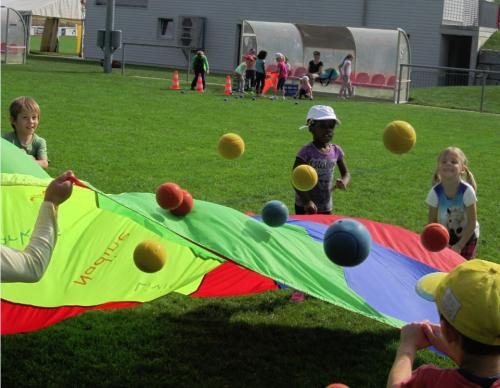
398,64,500,112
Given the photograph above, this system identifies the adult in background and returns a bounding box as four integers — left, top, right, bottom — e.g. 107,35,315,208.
307,51,324,88
1,171,74,283
191,50,209,91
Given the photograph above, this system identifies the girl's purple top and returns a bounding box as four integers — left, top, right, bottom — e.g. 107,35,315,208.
295,143,344,212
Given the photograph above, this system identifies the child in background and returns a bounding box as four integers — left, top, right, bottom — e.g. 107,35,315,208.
255,50,267,96
190,50,209,91
233,61,247,94
3,96,48,169
290,105,351,302
296,76,313,100
244,48,257,91
426,147,479,259
275,53,288,100
339,54,354,99
386,259,500,387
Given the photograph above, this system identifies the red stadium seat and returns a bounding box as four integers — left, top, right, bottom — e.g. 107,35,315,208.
266,64,278,73
371,74,386,86
386,75,396,87
293,66,307,78
354,72,370,85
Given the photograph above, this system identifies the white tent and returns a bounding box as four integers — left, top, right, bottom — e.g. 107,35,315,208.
2,0,83,20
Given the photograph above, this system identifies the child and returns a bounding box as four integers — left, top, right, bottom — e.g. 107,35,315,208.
426,147,479,259
293,105,350,215
244,48,257,91
338,54,354,99
296,76,313,100
387,259,500,387
3,96,48,169
190,50,209,91
290,105,350,303
255,50,267,96
233,61,247,94
275,53,288,99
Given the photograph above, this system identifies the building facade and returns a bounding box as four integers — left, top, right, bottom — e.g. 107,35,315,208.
83,0,498,73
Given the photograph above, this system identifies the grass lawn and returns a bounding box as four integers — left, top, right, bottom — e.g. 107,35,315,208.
1,57,499,387
29,35,78,56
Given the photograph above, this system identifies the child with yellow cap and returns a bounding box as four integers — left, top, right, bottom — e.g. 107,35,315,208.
387,259,500,387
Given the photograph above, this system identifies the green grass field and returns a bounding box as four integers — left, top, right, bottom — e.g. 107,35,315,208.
1,57,499,387
29,35,78,55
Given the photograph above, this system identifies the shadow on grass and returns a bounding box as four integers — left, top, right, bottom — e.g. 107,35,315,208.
1,298,399,388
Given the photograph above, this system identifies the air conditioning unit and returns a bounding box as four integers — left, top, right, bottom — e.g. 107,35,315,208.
177,16,205,48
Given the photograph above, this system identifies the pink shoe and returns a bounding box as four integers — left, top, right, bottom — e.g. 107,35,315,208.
289,291,305,303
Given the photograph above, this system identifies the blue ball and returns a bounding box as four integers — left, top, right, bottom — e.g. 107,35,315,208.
323,219,371,266
262,200,289,227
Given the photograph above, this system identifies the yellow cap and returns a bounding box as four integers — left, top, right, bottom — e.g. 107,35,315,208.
416,259,500,346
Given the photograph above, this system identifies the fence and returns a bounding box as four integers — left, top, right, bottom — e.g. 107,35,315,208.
397,64,500,113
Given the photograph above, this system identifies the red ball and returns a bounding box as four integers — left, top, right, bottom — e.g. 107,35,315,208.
156,182,183,210
171,190,194,216
420,223,450,252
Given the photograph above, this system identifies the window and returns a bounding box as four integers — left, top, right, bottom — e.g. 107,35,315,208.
96,0,147,8
158,18,174,39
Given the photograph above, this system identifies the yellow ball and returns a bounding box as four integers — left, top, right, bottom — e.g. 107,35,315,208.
218,133,245,159
133,240,166,273
292,164,318,191
383,120,416,154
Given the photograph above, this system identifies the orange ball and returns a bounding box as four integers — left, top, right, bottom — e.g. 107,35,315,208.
326,384,350,388
133,240,166,273
171,190,194,216
420,223,450,252
156,182,183,210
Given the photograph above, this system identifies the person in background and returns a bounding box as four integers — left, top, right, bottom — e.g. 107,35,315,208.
233,60,247,95
255,50,268,97
307,51,324,89
244,48,257,91
190,50,209,91
338,54,354,98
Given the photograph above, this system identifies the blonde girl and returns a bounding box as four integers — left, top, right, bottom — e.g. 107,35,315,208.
426,147,479,259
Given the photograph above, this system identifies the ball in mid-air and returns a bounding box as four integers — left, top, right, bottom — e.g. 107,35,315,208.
133,240,166,273
420,223,449,252
292,164,318,191
383,120,416,154
171,190,194,216
323,219,371,267
262,200,289,227
156,182,183,210
218,133,245,159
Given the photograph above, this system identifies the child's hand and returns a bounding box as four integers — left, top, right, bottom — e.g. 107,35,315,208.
305,201,318,214
399,322,430,352
421,322,457,363
335,179,346,190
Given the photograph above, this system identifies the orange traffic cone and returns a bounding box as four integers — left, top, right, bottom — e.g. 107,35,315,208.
195,74,204,92
224,75,233,95
170,70,180,90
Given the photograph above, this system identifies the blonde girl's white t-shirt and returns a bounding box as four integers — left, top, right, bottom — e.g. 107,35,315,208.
425,181,479,245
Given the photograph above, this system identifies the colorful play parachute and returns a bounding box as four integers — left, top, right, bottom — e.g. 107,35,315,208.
1,139,464,334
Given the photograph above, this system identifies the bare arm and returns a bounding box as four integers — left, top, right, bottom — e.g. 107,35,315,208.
35,157,49,169
428,206,438,224
387,323,430,388
452,203,477,253
335,158,351,190
1,171,74,283
293,157,316,213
